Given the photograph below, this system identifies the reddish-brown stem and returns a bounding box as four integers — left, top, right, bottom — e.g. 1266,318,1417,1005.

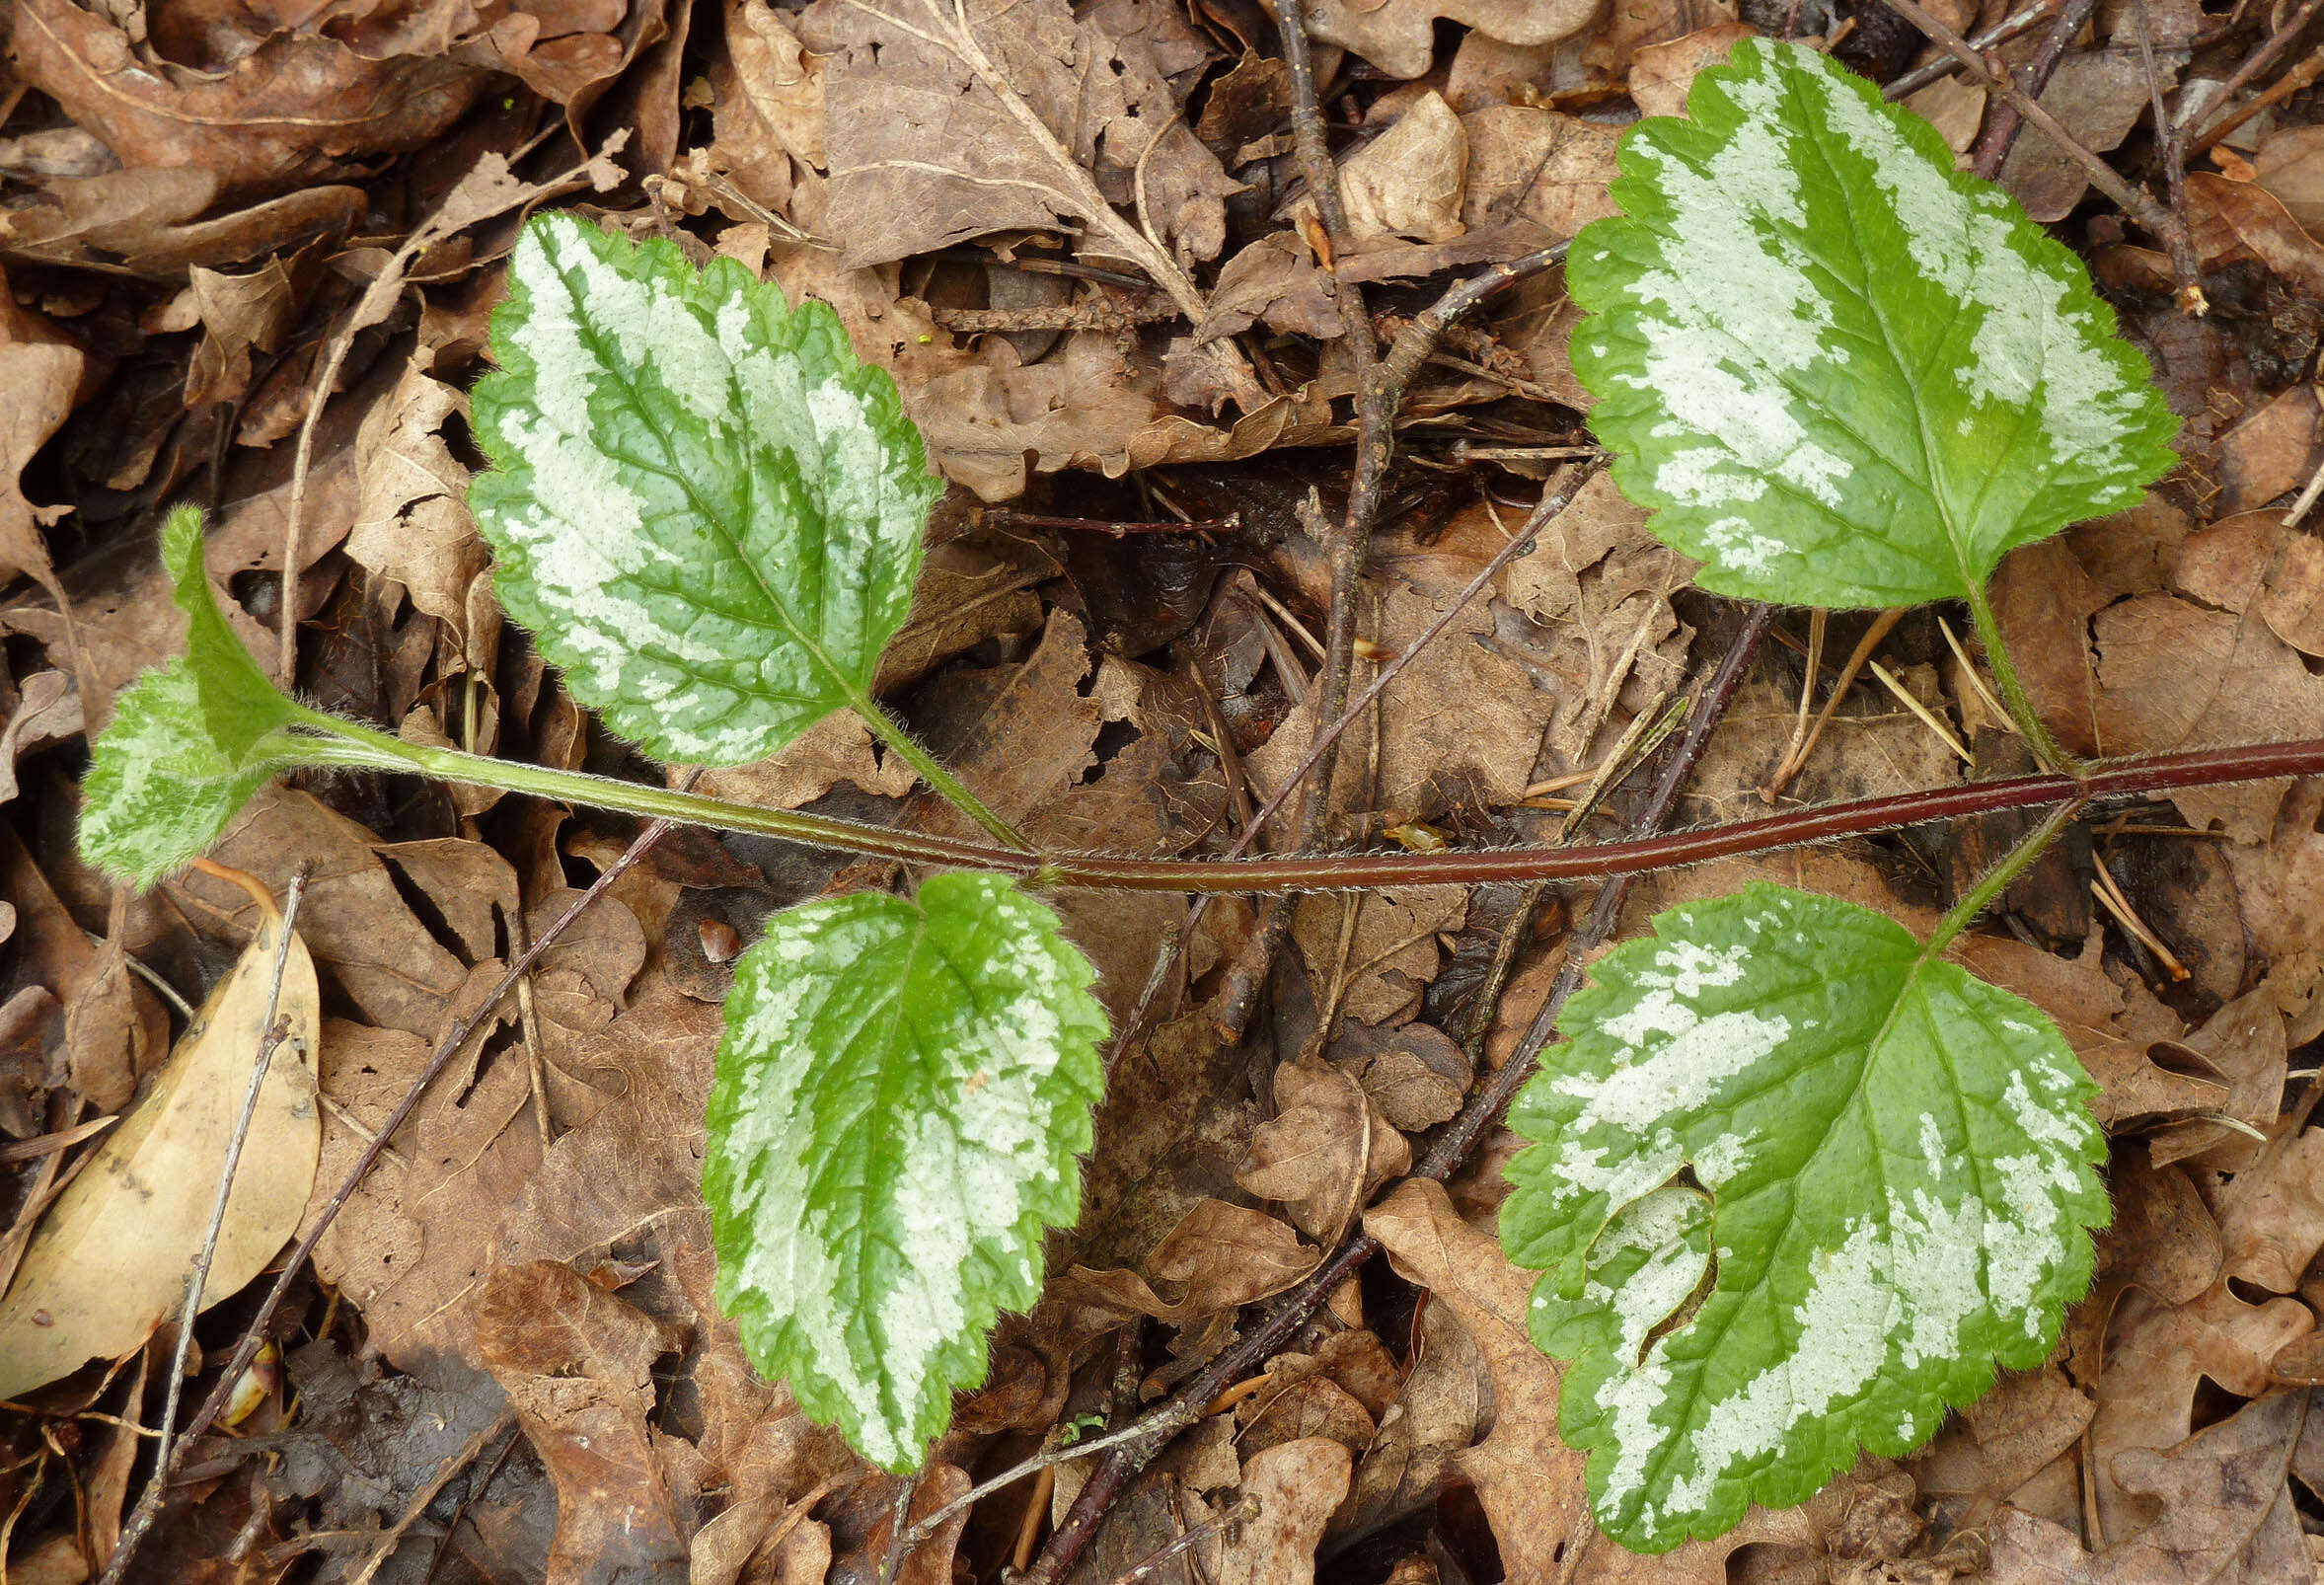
1029,736,2324,891
982,511,1240,537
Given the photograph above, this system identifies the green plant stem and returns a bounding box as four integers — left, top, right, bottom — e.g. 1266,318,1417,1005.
1923,796,2083,957
1963,579,2076,775
273,701,2324,893
850,695,1035,852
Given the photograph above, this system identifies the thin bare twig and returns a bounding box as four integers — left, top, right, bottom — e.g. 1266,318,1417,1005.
348,1410,515,1585
100,871,310,1585
2181,0,2324,148
1969,0,2099,181
1884,0,2065,100
2130,0,2206,311
1020,606,1776,1585
1107,1496,1257,1584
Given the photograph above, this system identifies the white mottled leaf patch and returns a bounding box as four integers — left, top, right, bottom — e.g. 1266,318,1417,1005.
1569,38,2176,607
470,213,941,765
1499,883,2109,1552
705,873,1108,1469
80,508,319,890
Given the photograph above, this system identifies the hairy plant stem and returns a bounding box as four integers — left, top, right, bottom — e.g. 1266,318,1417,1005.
850,694,1035,850
1962,578,2075,774
268,700,2324,893
1923,797,2083,958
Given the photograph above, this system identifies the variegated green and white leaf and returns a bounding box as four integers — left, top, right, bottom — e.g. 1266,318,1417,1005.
80,508,319,889
1499,883,2110,1552
705,873,1108,1468
470,213,940,765
1569,38,2176,607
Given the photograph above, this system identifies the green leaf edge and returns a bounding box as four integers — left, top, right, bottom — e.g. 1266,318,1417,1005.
702,871,1109,1470
1506,880,2112,1552
78,507,316,890
1565,37,2179,608
467,210,942,766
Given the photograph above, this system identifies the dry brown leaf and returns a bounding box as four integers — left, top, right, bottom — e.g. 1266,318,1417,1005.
2210,382,2322,517
909,608,1102,841
1331,1295,1485,1545
0,899,319,1398
175,789,511,1036
2214,1127,2324,1297
2097,1151,2222,1307
0,671,82,809
1584,0,1739,79
0,279,85,614
2146,990,2287,1170
1365,1179,1589,1583
798,0,1237,292
1293,886,1466,1028
475,1260,689,1582
1145,1197,1319,1313
682,708,917,812
1212,1437,1351,1585
1339,91,1467,243
1460,107,1622,237
1298,0,1597,80
2253,123,2324,236
1911,1365,2095,1532
1238,1054,1409,1241
2093,591,2324,842
345,353,491,663
2173,508,2324,657
10,0,489,189
1246,577,1551,827
1991,537,2107,759
1627,24,1756,119
1330,1019,1471,1131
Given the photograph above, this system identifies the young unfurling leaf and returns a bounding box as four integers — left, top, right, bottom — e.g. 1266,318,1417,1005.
1570,39,2176,608
705,872,1108,1468
80,508,321,889
1499,884,2110,1551
470,213,940,766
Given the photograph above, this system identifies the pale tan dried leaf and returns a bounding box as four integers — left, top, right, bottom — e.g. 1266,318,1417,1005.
1213,1437,1352,1585
1627,24,1756,120
0,904,320,1397
1297,0,1597,80
1339,91,1467,243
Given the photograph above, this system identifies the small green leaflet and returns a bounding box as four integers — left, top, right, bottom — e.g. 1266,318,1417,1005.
705,872,1108,1468
1569,39,2176,608
80,507,317,890
470,214,941,766
1500,883,2109,1552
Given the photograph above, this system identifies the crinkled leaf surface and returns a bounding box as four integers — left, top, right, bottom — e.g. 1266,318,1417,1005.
470,213,940,765
1569,38,2176,607
80,507,315,889
1500,883,2110,1552
706,872,1108,1468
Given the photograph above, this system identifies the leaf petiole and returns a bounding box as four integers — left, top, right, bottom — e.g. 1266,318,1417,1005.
848,693,1036,851
1963,578,2079,776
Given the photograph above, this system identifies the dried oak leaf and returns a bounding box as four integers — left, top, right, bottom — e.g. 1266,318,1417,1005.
1299,0,1596,80
1293,885,1467,1029
345,353,493,664
2208,383,2323,518
1365,1180,1590,1584
0,274,86,613
2093,590,2324,843
795,0,1238,279
1212,1437,1352,1585
1460,106,1621,237
1991,1391,2313,1582
1627,23,1757,120
1238,1054,1409,1243
1910,1364,2095,1533
1338,91,1466,244
475,1260,689,1582
9,0,487,189
2174,508,2324,658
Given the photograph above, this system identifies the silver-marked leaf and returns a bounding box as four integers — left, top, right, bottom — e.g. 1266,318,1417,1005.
706,872,1108,1468
470,213,941,765
1499,883,2110,1552
80,507,316,889
1569,38,2176,607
